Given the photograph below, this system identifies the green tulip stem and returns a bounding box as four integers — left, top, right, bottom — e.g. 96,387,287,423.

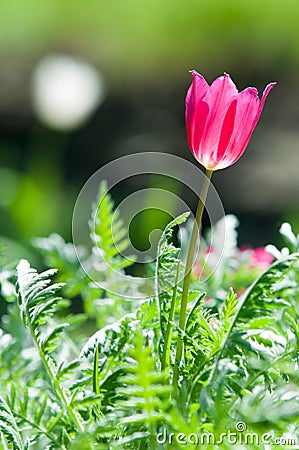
172,168,213,393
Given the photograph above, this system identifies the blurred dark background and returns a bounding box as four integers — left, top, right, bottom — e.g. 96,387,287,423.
0,0,298,262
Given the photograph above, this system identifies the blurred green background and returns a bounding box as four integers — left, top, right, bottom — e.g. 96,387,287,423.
0,0,298,262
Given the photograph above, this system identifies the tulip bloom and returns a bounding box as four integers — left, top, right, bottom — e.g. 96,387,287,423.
186,71,275,171
174,71,275,392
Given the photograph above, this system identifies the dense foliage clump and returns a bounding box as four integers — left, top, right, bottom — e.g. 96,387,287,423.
1,182,299,449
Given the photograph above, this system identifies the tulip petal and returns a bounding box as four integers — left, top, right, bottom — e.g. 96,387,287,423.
185,71,209,151
216,87,260,169
190,100,210,161
216,99,237,162
225,83,276,165
253,82,276,128
199,74,238,163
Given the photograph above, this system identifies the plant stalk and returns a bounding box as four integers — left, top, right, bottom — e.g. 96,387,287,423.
161,260,181,375
172,168,213,393
28,319,84,432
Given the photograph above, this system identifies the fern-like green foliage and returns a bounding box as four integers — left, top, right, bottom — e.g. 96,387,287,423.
2,184,299,449
199,254,299,428
184,288,237,368
156,212,189,297
16,260,66,357
155,212,189,368
90,181,135,271
32,233,88,299
98,331,170,448
33,182,147,328
81,313,137,359
78,313,139,408
15,260,84,444
0,396,26,450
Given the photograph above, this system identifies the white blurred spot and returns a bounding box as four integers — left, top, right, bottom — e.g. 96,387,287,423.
32,54,105,131
279,222,297,245
213,214,239,259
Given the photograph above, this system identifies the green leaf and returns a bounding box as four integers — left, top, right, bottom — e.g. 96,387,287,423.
15,259,84,434
90,181,135,270
0,396,24,450
201,253,299,421
156,212,189,361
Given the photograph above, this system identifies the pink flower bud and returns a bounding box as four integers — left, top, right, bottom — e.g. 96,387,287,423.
185,71,276,171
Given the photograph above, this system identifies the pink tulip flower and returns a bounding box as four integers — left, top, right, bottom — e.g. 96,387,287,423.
186,71,276,171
